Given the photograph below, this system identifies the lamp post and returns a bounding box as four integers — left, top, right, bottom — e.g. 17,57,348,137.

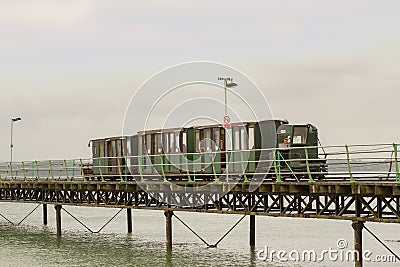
217,77,237,116
217,78,237,182
10,117,22,174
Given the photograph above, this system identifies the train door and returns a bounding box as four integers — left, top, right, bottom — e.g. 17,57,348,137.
91,140,100,176
178,130,188,174
203,128,213,173
141,133,154,174
107,140,116,176
277,125,292,160
173,131,181,172
150,132,161,173
180,131,187,153
194,129,203,172
194,128,221,174
130,135,138,176
185,128,196,172
126,136,132,175
169,131,181,173
150,133,158,174
168,132,176,172
247,125,256,172
98,140,108,176
116,138,126,177
138,134,145,174
231,125,248,173
212,127,222,173
305,125,319,158
162,131,171,173
224,127,232,172
92,141,99,158
290,125,308,166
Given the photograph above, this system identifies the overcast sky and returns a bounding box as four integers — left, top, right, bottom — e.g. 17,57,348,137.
1,0,400,161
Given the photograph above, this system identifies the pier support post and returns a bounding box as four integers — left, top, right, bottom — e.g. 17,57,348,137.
43,204,48,225
127,208,132,233
250,215,255,247
55,205,62,237
352,221,364,267
164,210,173,250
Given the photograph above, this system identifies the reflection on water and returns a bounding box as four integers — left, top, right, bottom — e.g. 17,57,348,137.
0,203,398,266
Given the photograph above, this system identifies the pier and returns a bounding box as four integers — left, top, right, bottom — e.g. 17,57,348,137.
1,143,400,266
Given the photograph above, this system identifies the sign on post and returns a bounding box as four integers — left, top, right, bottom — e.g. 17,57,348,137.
223,115,231,129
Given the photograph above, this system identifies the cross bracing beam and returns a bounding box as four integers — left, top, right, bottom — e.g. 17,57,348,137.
0,181,400,223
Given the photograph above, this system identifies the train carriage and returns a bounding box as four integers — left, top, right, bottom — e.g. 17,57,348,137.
90,136,129,179
276,123,327,177
89,119,327,181
136,127,185,175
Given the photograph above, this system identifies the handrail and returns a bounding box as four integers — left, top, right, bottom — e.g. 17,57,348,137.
304,147,313,182
394,143,399,182
345,145,355,182
0,143,399,183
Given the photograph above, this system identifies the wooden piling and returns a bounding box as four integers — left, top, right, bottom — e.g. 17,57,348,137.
352,221,364,267
55,205,62,237
164,210,173,250
127,208,132,233
43,204,48,225
250,215,255,247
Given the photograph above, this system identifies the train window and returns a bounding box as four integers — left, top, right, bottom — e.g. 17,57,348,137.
121,139,126,156
195,130,201,152
157,133,162,154
278,133,290,148
117,140,122,157
139,136,142,155
214,128,220,151
233,127,240,151
151,134,156,154
225,128,232,151
240,127,248,150
175,132,180,153
99,142,105,157
220,128,225,151
140,135,146,155
293,126,308,145
146,134,152,154
181,132,187,152
162,132,168,153
249,127,255,149
170,132,175,153
111,140,117,157
127,138,131,156
205,129,212,152
117,140,121,157
92,143,98,157
144,136,147,151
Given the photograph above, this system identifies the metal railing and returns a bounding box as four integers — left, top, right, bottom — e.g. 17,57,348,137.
0,143,399,183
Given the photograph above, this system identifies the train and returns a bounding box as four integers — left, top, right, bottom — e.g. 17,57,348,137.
89,119,327,181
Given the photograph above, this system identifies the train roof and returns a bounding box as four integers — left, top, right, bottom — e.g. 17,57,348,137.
137,127,183,135
90,136,127,142
137,119,288,135
90,119,290,141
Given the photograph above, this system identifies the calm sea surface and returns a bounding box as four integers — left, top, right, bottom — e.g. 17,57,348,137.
0,203,398,266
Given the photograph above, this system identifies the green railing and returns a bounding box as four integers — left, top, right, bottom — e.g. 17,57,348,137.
0,143,399,183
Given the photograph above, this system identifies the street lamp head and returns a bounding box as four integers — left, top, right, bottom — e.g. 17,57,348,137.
12,117,21,122
226,82,237,88
218,77,233,82
217,77,237,88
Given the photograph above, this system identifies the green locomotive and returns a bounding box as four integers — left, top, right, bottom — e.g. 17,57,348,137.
89,119,327,180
